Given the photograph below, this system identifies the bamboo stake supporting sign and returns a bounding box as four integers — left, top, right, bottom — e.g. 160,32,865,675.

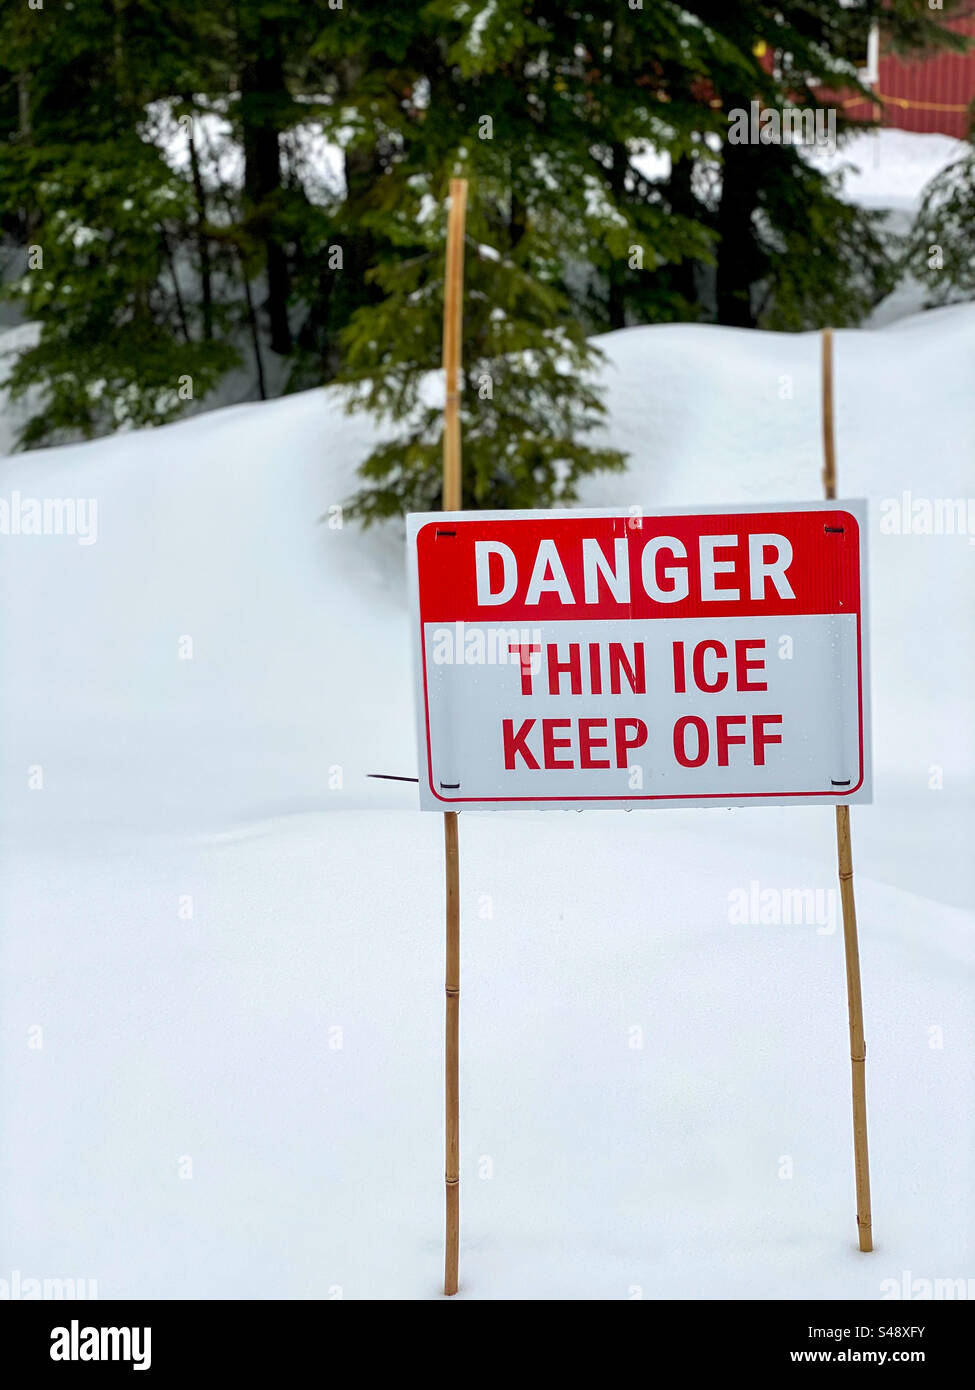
442,178,467,515
821,327,874,1254
441,178,467,1297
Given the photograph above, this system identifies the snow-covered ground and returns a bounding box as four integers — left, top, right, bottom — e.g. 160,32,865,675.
1,300,972,1299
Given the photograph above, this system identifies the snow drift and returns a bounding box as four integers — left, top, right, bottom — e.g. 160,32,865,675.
1,304,972,1299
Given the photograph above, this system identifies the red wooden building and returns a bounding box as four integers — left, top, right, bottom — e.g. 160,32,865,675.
844,13,975,139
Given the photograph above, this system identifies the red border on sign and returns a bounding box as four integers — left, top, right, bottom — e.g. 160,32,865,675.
416,512,865,804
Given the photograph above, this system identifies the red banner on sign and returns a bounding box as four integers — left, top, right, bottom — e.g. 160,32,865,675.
415,511,859,623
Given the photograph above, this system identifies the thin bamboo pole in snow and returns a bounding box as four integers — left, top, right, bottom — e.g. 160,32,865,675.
442,178,467,1296
821,327,873,1253
836,804,873,1251
443,809,460,1294
821,326,836,501
442,178,467,513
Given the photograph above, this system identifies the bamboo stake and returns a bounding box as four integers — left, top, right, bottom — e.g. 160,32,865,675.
821,327,873,1253
443,809,460,1295
836,805,873,1252
442,178,467,512
442,177,467,1296
821,326,836,501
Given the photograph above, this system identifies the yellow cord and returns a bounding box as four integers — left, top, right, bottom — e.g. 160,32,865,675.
843,91,972,114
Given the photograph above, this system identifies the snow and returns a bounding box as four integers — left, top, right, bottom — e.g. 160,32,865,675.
807,128,968,215
467,0,497,58
0,321,41,456
630,125,968,215
1,298,972,1299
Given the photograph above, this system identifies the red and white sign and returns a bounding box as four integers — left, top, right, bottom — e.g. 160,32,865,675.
407,504,871,810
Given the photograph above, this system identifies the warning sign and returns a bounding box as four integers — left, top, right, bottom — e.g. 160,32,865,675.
407,503,871,809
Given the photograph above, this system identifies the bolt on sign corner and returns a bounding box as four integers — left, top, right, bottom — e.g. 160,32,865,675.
406,504,871,811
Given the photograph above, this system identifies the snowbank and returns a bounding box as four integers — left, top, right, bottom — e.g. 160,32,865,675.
1,305,972,1299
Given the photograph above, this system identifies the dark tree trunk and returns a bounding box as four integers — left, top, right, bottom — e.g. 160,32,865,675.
606,143,629,331
716,136,764,328
240,259,268,400
15,73,38,240
341,134,384,315
665,154,698,308
160,228,191,342
509,192,527,250
239,15,291,355
187,118,213,341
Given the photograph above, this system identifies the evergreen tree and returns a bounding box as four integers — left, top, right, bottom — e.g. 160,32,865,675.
1,0,970,464
909,138,975,307
0,1,238,445
326,0,717,519
677,0,970,328
340,174,625,520
0,136,237,444
231,0,344,367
